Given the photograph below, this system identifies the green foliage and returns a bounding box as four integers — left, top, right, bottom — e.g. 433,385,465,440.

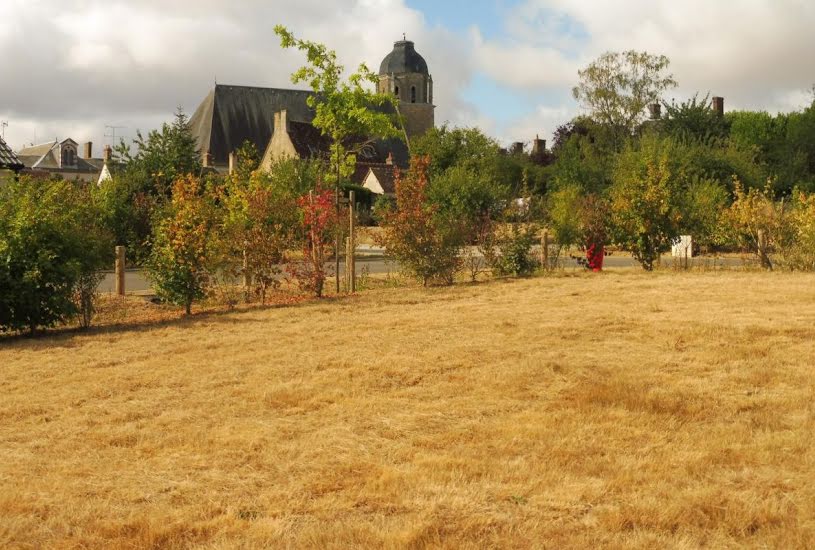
377,157,462,286
546,185,583,252
488,224,539,277
115,108,201,198
610,137,688,270
220,151,302,304
274,25,401,184
728,103,815,195
92,171,157,265
659,93,730,144
147,176,220,315
572,50,677,138
428,165,509,231
548,128,615,195
777,191,815,271
722,180,783,269
0,177,112,334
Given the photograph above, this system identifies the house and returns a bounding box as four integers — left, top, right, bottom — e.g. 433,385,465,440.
360,163,397,197
259,109,409,171
17,139,104,182
0,135,24,177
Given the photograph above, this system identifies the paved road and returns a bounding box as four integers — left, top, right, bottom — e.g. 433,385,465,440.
98,248,751,294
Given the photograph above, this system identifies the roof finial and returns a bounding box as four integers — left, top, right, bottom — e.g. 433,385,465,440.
403,32,406,41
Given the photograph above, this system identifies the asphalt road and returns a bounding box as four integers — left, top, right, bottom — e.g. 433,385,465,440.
98,249,750,294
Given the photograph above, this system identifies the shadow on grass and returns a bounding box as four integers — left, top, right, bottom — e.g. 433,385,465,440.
0,293,360,349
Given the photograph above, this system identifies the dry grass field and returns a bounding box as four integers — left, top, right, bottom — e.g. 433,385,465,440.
1,271,814,548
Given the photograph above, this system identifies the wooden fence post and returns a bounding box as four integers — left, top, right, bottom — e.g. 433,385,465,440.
349,190,356,293
541,230,549,270
115,245,126,296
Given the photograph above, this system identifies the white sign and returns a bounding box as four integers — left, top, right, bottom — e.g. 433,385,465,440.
672,235,693,258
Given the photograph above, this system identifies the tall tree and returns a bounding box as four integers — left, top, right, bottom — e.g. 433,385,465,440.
114,108,201,198
572,51,677,139
274,25,402,292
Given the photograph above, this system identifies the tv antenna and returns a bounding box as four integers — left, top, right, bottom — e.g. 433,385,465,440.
105,125,126,145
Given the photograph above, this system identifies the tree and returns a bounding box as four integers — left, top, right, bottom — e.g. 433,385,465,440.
378,156,461,286
0,177,112,334
115,108,201,198
723,180,784,270
610,137,686,270
220,144,303,303
572,51,677,139
274,25,402,292
147,175,220,315
289,186,337,298
659,93,730,145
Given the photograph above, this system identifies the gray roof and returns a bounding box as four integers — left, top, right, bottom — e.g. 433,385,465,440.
0,136,23,171
189,84,315,165
189,83,410,169
379,40,429,75
16,140,102,173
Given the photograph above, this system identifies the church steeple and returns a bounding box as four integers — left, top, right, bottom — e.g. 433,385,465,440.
378,38,435,138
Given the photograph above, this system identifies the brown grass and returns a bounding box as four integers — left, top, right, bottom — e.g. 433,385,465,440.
1,271,814,548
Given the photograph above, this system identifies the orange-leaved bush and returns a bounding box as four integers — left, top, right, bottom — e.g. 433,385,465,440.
378,156,461,286
288,185,337,298
147,175,220,315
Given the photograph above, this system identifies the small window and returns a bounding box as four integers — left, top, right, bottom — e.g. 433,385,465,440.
411,86,416,103
394,86,399,97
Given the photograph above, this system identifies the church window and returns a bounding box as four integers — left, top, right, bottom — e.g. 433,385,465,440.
411,86,416,103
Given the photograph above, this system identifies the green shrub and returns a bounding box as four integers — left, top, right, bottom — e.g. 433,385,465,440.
0,177,111,334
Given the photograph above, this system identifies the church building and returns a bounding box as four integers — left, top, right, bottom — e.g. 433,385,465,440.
188,38,434,175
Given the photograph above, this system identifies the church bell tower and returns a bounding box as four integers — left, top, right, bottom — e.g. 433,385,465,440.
378,38,435,139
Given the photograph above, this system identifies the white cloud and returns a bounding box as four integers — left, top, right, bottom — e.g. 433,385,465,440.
2,0,814,154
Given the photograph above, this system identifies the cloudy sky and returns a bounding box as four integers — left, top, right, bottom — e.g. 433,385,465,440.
1,0,814,152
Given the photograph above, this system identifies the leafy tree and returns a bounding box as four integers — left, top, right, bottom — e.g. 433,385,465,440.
274,27,401,181
115,108,202,198
221,146,302,303
722,180,784,270
572,51,677,140
288,186,337,297
659,93,730,144
777,191,815,271
0,177,112,334
610,137,687,270
377,156,461,286
413,125,503,178
147,175,220,315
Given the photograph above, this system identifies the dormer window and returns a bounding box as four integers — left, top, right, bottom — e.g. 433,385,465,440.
61,147,76,167
411,86,416,103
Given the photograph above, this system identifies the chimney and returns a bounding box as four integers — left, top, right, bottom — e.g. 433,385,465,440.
84,141,93,159
279,109,288,131
511,142,524,155
385,152,393,165
712,96,724,117
531,135,546,157
228,151,237,174
648,103,662,120
203,150,213,168
103,145,112,163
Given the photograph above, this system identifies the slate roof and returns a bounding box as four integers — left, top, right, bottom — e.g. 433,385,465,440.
379,40,429,75
17,140,103,173
367,165,397,194
0,136,24,171
190,84,411,168
288,120,332,159
189,84,315,166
